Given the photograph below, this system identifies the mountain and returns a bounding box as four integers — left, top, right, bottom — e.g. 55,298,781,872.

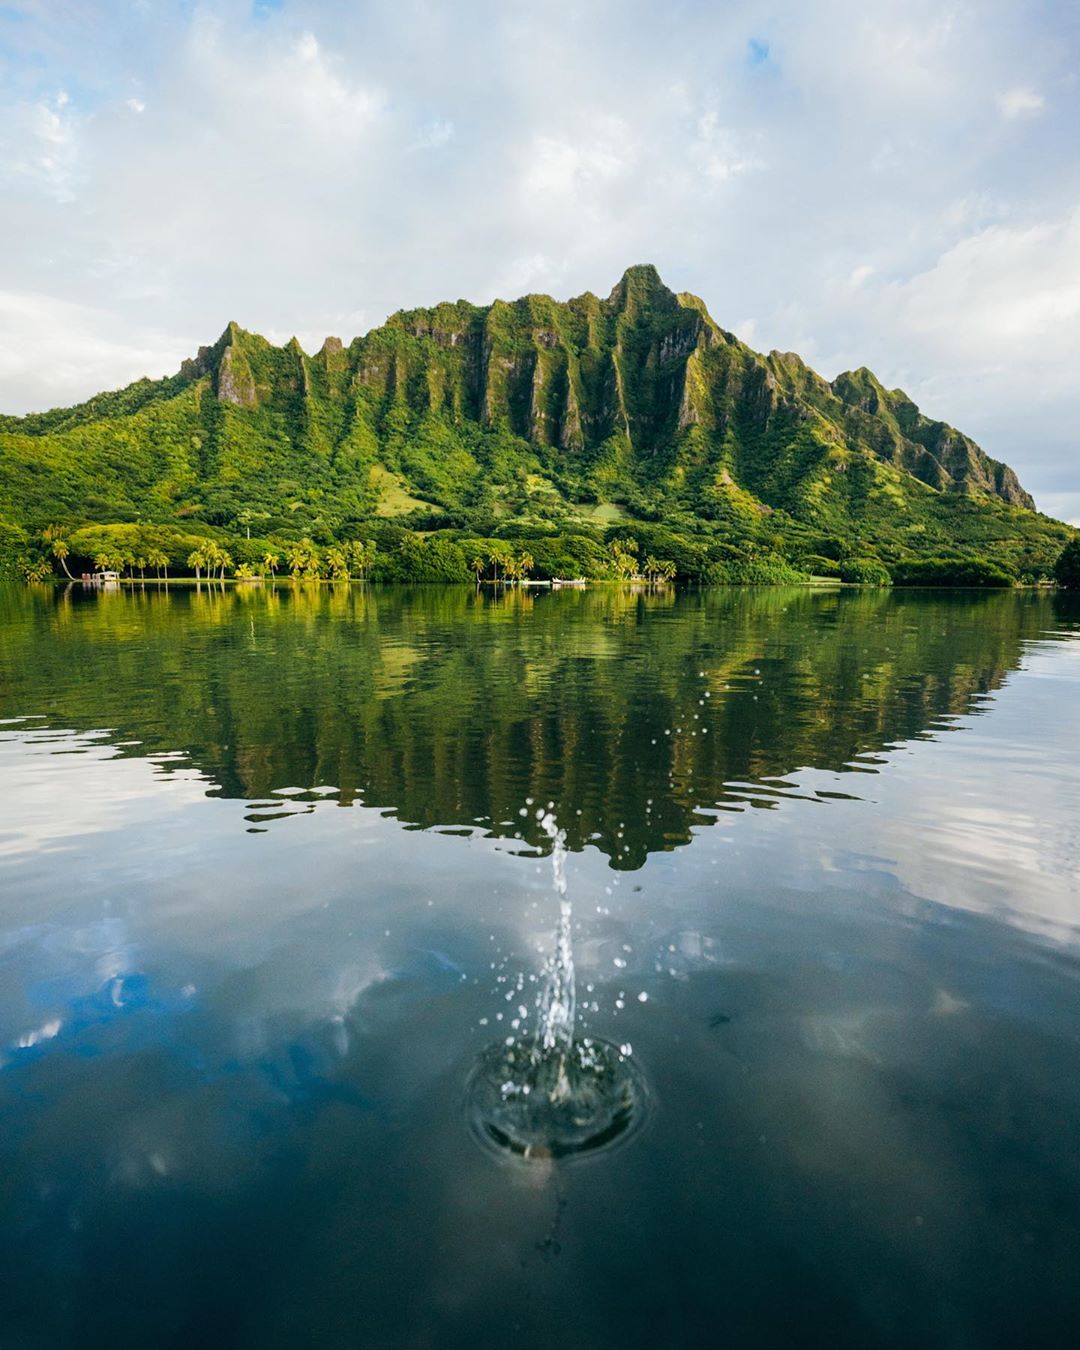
0,265,1071,582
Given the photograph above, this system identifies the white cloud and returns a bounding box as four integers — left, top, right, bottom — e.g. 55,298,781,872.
691,112,763,183
0,0,1077,515
409,119,455,152
0,290,189,413
522,126,630,202
0,91,80,201
998,86,1045,119
894,209,1080,352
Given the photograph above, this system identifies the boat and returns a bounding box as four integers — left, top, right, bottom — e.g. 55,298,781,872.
551,577,587,588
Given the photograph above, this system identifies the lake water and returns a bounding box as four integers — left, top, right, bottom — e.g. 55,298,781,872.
2,581,1079,1348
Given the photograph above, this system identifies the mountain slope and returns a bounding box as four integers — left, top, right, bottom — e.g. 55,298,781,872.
0,265,1070,579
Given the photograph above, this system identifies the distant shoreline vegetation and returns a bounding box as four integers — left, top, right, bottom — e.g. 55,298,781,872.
4,520,1076,589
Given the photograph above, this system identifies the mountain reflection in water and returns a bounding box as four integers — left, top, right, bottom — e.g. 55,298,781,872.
0,582,1064,868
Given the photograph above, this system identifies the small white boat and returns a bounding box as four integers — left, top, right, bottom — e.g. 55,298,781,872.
551,577,587,588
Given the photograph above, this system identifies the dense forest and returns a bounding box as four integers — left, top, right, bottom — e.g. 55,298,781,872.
1,265,1073,585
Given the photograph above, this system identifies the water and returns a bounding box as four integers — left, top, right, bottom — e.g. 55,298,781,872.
1,582,1080,1347
468,806,645,1160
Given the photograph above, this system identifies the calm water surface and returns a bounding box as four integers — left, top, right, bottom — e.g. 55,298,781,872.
1,582,1079,1348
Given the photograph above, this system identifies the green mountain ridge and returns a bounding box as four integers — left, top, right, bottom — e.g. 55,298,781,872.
0,264,1071,582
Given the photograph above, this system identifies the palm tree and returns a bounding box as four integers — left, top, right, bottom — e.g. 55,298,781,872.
187,549,206,582
285,541,308,579
146,548,169,581
263,552,279,579
609,536,638,580
349,540,375,580
22,558,52,583
50,538,75,579
489,544,512,585
326,546,350,581
470,554,485,586
217,549,233,581
135,556,146,581
518,551,534,579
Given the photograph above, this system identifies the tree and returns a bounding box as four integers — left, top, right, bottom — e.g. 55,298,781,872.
348,540,375,579
21,557,52,583
146,547,169,580
839,557,892,586
286,540,312,578
237,508,270,540
187,549,206,582
488,543,512,584
326,546,350,581
609,536,638,579
135,555,146,580
1054,537,1080,589
518,551,534,579
49,537,75,579
470,554,485,586
263,552,279,579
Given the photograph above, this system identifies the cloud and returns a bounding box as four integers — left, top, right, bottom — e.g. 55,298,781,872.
691,112,764,183
0,0,1076,515
998,86,1045,119
0,290,190,413
0,90,79,201
409,119,454,152
894,209,1080,353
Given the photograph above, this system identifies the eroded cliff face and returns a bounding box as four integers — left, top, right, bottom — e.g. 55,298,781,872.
1,264,1041,536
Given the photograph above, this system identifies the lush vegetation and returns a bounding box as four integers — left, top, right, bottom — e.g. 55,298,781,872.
2,265,1073,586
1054,538,1080,589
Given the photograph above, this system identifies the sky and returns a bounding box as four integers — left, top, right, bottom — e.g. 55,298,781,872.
1,0,1078,521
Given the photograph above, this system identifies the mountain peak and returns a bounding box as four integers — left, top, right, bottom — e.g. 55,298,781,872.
606,263,679,315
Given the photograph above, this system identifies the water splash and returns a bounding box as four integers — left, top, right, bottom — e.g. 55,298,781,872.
536,809,574,1058
467,806,646,1161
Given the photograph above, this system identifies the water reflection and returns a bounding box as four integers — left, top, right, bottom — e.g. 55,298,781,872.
1,583,1071,868
2,585,1080,1347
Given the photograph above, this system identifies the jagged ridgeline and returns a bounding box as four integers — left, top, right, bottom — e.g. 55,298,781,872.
0,265,1071,580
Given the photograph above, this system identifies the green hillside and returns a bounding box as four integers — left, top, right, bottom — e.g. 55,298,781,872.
0,265,1072,583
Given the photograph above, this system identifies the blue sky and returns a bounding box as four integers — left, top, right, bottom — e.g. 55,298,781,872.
1,0,1078,520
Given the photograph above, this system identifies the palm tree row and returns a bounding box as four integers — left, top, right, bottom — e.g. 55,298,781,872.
642,554,677,583
283,538,376,581
469,546,535,584
185,543,233,581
